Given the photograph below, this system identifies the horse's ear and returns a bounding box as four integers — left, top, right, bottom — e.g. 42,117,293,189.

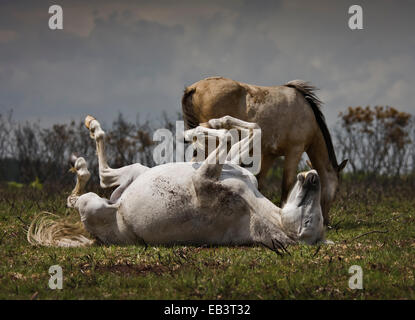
337,159,348,172
306,159,313,170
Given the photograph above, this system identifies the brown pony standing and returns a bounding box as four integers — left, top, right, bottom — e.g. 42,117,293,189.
182,77,347,225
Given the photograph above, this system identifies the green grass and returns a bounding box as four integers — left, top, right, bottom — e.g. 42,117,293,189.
0,178,414,300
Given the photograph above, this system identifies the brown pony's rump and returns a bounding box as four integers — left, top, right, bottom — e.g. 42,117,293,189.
181,87,197,129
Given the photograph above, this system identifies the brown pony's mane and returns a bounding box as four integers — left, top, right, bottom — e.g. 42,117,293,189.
284,80,339,171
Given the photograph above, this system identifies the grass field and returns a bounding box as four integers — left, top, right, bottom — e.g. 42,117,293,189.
0,175,414,300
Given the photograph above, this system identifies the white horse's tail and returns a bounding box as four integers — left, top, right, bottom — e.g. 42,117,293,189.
27,211,95,247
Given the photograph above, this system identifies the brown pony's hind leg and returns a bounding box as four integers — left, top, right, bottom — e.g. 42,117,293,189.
281,148,304,207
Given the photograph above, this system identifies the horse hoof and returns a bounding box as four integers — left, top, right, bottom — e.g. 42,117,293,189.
69,153,78,166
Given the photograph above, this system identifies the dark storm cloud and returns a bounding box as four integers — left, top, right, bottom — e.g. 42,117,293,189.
0,0,414,126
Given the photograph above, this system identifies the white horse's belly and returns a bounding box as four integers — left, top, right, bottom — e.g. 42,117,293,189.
118,162,254,245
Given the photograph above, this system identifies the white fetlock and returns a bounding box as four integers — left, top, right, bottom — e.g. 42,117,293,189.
85,115,105,140
74,157,91,181
67,156,91,208
208,118,222,129
209,116,234,129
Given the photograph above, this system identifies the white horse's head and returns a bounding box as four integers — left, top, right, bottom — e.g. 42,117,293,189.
281,170,326,244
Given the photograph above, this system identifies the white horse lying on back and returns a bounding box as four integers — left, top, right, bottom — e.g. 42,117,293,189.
29,115,329,249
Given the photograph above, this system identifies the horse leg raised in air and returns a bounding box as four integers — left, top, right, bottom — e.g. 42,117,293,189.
30,115,330,248
182,77,348,225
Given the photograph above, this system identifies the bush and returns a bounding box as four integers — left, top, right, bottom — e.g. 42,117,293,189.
0,106,413,185
334,106,413,176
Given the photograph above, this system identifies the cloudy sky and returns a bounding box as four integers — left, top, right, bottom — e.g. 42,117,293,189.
1,0,414,127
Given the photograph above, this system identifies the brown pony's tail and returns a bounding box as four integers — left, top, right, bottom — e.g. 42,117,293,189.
284,80,339,171
181,87,198,130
